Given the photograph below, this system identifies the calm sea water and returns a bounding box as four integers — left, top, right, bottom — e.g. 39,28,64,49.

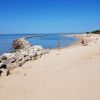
0,34,79,55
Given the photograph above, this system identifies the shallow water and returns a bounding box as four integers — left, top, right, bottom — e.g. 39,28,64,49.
0,34,79,55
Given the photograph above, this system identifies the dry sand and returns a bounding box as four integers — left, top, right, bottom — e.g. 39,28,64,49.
0,34,100,100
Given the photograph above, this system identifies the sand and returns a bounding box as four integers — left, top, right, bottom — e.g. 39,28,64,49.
0,34,100,100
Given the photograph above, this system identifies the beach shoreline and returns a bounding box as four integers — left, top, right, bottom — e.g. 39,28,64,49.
0,34,100,100
0,34,78,55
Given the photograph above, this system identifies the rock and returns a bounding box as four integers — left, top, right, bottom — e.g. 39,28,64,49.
2,57,16,64
20,50,29,57
2,53,13,58
0,57,1,63
1,60,10,65
0,63,4,68
0,70,3,76
6,70,10,76
8,57,16,63
18,59,26,66
7,63,19,70
33,45,43,51
0,63,7,69
15,53,24,61
15,54,30,66
1,53,16,60
36,55,41,59
0,69,9,77
28,52,37,58
24,56,31,61
32,57,37,60
13,38,32,49
0,56,7,60
36,51,42,56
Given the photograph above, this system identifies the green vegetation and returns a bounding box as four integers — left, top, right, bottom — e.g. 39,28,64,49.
86,30,100,34
92,30,100,34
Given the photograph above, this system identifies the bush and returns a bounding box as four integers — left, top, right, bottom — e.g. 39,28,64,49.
86,30,100,34
91,30,100,34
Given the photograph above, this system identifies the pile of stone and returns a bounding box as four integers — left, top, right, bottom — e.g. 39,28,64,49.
12,38,32,49
0,38,48,77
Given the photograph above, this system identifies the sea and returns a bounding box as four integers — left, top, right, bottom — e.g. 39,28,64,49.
0,33,79,55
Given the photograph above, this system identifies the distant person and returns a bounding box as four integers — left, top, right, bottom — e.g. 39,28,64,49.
57,41,61,50
81,39,85,44
81,39,88,46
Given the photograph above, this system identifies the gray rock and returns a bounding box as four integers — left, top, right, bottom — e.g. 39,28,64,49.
15,53,24,61
36,55,41,59
0,69,8,77
0,57,1,63
0,70,3,76
2,53,13,58
7,63,19,70
0,63,7,69
1,60,10,65
33,45,43,51
18,59,26,67
0,63,4,67
20,51,29,57
7,57,16,63
13,38,32,49
28,52,37,58
1,56,7,60
36,51,42,56
9,57,16,63
1,57,16,65
32,57,37,60
24,56,31,61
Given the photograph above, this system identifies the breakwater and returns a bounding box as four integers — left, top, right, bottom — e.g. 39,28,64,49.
0,38,48,77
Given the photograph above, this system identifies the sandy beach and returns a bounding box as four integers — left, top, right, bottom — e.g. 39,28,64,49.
0,34,100,100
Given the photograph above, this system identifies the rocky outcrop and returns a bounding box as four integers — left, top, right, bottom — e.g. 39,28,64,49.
0,38,49,77
12,38,32,49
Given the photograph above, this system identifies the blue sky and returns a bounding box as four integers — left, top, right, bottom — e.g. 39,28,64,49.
0,0,100,34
